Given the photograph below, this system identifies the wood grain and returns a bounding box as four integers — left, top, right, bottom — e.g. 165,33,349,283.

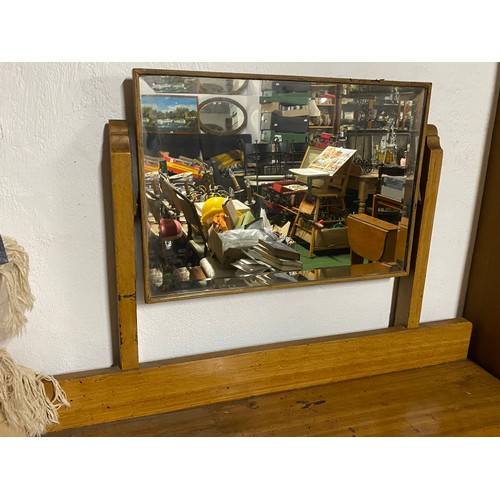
393,124,443,328
46,318,471,432
109,120,139,370
347,213,398,262
61,107,458,438
48,359,500,437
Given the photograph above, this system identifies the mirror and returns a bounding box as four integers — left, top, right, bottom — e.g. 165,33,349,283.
198,78,248,95
133,69,431,303
199,97,247,136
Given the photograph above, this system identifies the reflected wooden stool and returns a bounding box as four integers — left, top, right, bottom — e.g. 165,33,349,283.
290,161,351,258
290,196,346,258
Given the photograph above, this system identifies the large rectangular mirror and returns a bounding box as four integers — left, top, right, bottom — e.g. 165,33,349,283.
133,69,431,303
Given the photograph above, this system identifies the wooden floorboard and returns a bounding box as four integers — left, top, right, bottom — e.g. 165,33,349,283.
47,360,500,437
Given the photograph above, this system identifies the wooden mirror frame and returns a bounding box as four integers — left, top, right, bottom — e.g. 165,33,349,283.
132,68,432,304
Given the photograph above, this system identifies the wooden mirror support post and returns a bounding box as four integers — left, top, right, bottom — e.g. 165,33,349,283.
109,120,139,371
392,124,444,328
44,121,471,433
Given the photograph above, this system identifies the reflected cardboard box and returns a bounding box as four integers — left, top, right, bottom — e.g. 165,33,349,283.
208,227,245,267
260,102,308,117
295,226,349,250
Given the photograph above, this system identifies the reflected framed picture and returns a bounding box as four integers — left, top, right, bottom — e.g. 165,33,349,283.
296,146,324,187
141,94,199,134
300,146,323,169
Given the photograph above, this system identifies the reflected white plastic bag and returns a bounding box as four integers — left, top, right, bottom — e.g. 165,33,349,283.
219,228,267,253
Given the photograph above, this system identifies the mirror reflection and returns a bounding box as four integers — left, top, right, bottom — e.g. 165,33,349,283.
198,78,248,95
199,98,247,136
133,69,430,303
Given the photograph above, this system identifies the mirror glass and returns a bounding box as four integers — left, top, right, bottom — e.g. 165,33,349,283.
133,69,431,303
198,78,248,95
199,98,247,136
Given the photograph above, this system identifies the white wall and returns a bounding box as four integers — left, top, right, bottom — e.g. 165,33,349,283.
1,62,498,375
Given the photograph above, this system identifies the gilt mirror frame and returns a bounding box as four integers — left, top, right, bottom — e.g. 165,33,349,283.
133,68,431,304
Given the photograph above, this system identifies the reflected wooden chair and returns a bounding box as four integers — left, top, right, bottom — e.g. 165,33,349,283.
145,190,162,223
160,173,184,219
290,161,352,257
173,189,209,258
159,175,209,258
372,193,403,223
372,193,407,263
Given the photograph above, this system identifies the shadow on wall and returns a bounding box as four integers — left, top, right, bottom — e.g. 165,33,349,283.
121,78,145,306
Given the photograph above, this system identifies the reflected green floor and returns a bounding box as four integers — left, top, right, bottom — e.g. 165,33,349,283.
294,242,351,270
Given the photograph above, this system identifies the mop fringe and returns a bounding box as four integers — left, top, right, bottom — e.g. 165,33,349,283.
0,349,70,436
0,236,35,341
1,235,69,436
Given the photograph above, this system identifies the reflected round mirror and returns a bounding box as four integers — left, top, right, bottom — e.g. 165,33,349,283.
199,97,247,136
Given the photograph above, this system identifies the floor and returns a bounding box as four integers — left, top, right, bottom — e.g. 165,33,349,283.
47,360,500,437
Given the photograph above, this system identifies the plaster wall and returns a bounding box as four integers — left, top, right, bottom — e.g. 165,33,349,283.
0,62,497,375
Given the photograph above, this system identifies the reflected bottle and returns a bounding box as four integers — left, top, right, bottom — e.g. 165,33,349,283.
377,137,387,164
384,129,398,166
375,144,385,164
400,147,409,167
384,144,396,165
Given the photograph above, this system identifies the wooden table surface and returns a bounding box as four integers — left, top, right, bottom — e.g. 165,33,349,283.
47,360,500,437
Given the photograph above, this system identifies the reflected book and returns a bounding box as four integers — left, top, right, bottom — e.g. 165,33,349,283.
308,146,356,174
257,239,300,260
245,245,303,272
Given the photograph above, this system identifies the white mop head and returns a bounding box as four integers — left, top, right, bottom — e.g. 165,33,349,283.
0,236,35,342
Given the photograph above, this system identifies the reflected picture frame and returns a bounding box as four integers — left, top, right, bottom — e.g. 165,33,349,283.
141,94,199,134
295,146,324,187
300,146,323,169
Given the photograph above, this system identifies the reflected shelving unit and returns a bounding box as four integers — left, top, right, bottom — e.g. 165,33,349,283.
308,84,338,146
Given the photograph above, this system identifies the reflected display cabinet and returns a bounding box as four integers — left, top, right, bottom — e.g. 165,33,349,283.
133,69,431,303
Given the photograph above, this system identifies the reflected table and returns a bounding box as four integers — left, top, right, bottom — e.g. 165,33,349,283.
290,167,379,213
288,168,331,201
347,171,379,213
